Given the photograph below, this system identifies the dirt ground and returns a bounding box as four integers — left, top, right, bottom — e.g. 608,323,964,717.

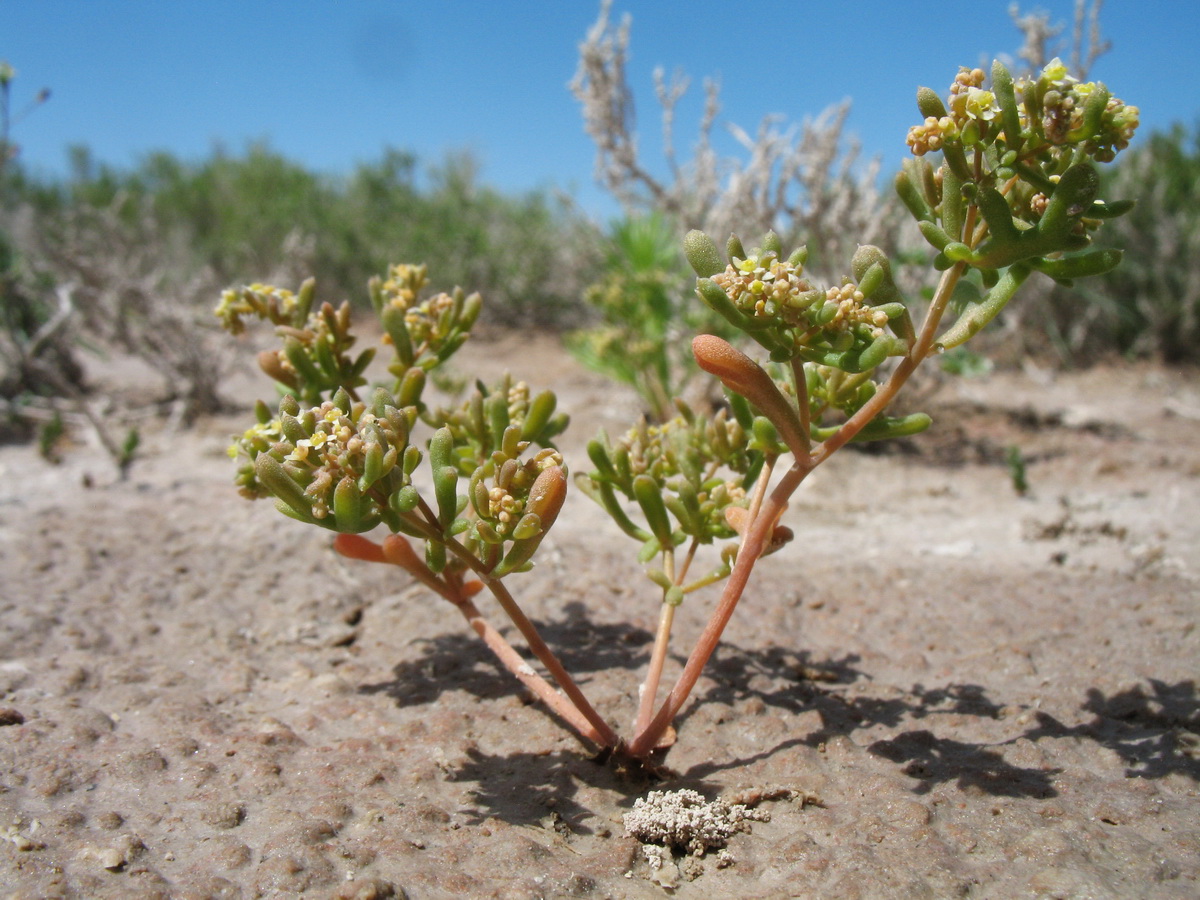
2,330,1198,899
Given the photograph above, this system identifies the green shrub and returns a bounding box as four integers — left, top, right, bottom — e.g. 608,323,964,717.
566,214,736,421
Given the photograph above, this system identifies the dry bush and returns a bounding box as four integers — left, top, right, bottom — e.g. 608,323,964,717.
570,0,903,283
29,194,315,421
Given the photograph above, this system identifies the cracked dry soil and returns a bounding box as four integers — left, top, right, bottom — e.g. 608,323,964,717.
1,331,1198,898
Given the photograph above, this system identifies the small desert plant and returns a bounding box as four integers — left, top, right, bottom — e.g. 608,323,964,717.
220,58,1137,768
566,213,737,420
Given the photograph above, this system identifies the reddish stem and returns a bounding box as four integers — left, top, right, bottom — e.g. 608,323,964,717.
629,262,968,758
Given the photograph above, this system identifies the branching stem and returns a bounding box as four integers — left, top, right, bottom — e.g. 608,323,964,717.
441,576,608,746
452,546,622,749
628,260,967,758
635,600,676,737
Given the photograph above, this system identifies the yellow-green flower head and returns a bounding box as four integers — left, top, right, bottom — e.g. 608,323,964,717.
380,263,429,310
292,403,371,518
964,87,998,122
378,263,457,352
1091,97,1140,162
947,67,987,115
403,291,456,347
214,283,297,335
228,418,286,497
473,447,563,539
1039,57,1071,84
1016,59,1139,159
701,480,748,534
712,256,816,323
823,282,890,338
507,381,530,421
906,116,960,155
237,397,407,521
622,417,686,482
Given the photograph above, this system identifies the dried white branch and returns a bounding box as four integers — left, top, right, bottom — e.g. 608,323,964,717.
571,1,898,281
1009,0,1109,79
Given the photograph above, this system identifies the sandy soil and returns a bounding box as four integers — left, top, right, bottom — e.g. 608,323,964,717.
1,331,1198,899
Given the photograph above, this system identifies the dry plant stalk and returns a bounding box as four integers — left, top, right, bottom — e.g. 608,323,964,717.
569,0,895,282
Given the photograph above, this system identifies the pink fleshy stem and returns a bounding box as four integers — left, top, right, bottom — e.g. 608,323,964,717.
334,533,615,748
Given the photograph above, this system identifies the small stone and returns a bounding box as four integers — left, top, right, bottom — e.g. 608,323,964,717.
88,846,127,870
201,803,246,829
332,878,404,899
12,833,44,852
96,811,125,831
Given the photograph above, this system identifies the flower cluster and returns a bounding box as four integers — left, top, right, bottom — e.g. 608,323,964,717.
712,257,897,343
469,444,564,544
906,59,1139,166
711,255,818,324
582,406,756,552
215,277,373,404
702,244,909,373
375,263,481,367
229,389,419,533
433,375,568,474
821,283,892,340
620,409,751,483
229,408,284,499
378,262,427,308
214,282,303,335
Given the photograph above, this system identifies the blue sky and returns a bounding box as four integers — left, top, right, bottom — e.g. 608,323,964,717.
6,1,1198,220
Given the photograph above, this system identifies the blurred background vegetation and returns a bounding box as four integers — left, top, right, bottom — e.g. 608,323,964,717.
1,0,1197,462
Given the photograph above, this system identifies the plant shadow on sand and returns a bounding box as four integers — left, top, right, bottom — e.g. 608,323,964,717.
359,603,1199,824
1022,679,1200,781
868,679,1200,797
683,647,1061,798
358,600,654,709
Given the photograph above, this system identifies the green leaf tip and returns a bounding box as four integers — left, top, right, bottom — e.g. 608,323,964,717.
684,230,725,277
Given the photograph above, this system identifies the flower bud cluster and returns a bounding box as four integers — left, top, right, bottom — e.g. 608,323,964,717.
215,282,301,336
379,263,428,308
715,257,891,342
622,406,753,485
711,255,818,325
435,375,569,472
822,283,892,339
229,412,284,499
284,399,406,519
376,263,481,362
582,407,754,551
708,251,907,370
1031,60,1139,161
469,444,564,543
907,59,1138,167
229,389,419,532
906,116,958,155
215,277,373,405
